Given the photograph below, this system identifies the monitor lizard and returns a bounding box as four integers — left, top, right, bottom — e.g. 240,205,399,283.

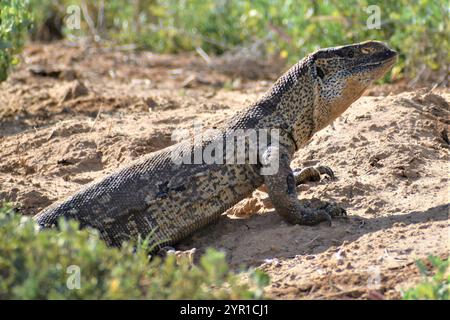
34,41,397,250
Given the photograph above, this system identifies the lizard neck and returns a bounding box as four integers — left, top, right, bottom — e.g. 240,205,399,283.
266,58,317,150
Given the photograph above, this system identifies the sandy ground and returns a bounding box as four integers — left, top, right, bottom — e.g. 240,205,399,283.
0,42,448,299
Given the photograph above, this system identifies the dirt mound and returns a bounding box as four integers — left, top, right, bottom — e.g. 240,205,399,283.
0,42,448,299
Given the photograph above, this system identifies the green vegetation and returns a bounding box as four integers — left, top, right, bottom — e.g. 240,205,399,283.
28,0,449,81
0,203,269,299
402,256,449,300
0,0,32,81
1,0,448,82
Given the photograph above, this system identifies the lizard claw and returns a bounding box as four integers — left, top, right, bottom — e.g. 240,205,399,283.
317,203,346,226
157,246,176,257
292,165,336,185
314,165,335,180
316,199,347,217
319,204,346,226
298,198,347,226
323,202,347,218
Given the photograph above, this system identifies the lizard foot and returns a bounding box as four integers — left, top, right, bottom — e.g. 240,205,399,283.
156,247,197,264
293,165,335,185
156,246,176,257
297,198,347,226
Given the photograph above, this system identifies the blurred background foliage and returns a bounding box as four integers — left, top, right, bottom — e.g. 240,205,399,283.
0,0,32,81
1,0,449,82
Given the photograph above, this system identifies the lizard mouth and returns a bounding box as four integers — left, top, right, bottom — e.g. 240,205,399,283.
363,49,398,68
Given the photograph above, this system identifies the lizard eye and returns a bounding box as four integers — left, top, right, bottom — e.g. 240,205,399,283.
347,49,354,58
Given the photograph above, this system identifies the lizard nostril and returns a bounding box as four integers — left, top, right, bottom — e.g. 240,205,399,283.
385,49,397,58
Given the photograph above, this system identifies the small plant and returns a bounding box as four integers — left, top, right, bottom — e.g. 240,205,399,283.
402,256,449,300
0,203,269,299
0,0,32,81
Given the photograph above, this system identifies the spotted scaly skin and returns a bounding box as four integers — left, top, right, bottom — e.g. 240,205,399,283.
34,41,397,249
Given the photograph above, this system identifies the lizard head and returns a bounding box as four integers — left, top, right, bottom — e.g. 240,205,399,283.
310,41,397,129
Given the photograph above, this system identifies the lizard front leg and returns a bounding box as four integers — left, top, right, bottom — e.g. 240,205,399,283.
261,145,346,225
